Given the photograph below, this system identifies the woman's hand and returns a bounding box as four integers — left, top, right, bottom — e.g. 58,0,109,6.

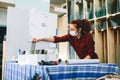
32,38,40,43
84,55,91,59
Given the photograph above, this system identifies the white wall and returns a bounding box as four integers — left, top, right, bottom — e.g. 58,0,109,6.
6,7,57,61
6,7,30,61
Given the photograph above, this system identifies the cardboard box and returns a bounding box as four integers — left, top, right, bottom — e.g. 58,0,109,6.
97,75,120,80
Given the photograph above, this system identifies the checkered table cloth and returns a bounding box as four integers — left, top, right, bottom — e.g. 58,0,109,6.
4,63,119,80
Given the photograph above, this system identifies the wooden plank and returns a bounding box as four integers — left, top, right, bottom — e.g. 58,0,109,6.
107,27,115,63
2,41,6,80
0,1,15,9
58,15,69,60
116,29,120,74
83,0,87,19
85,0,93,2
103,31,107,63
116,45,120,74
116,29,119,45
95,30,104,62
94,0,104,62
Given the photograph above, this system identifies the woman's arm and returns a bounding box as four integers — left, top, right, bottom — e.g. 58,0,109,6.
32,37,55,43
32,34,70,43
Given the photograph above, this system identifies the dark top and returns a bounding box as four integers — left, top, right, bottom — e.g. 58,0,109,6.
54,34,98,59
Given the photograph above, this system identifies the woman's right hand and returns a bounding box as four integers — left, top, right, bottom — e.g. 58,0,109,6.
32,38,39,43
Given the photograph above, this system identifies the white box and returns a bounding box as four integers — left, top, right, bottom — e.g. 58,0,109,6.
45,53,58,61
18,54,46,65
18,54,58,65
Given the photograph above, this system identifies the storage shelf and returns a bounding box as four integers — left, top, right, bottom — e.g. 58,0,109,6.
108,12,120,17
89,18,94,21
86,0,93,2
96,16,106,20
109,26,120,29
68,0,120,64
97,28,107,32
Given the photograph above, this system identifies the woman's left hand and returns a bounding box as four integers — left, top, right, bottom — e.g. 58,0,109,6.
84,55,91,59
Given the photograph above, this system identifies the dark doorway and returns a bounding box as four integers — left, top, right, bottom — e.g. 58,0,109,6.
0,26,6,80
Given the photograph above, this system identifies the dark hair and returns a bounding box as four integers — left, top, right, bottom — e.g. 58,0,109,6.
70,19,91,34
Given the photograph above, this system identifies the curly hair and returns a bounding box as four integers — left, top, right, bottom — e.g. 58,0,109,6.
71,19,91,34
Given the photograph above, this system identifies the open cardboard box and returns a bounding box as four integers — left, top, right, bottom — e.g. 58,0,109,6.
97,75,120,80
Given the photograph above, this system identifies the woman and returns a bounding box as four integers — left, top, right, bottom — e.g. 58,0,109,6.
32,19,98,59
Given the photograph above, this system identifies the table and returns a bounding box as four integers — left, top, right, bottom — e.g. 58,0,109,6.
4,62,119,80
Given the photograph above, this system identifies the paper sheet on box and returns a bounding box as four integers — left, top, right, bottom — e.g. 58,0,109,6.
68,59,100,64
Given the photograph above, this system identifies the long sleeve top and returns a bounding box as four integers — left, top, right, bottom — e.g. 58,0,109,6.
54,34,98,59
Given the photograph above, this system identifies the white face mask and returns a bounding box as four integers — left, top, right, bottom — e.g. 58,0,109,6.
70,31,77,36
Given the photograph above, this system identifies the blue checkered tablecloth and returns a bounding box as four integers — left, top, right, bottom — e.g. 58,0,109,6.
4,62,119,80
4,63,45,80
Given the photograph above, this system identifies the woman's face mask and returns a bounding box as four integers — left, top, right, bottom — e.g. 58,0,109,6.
69,24,80,36
70,31,77,36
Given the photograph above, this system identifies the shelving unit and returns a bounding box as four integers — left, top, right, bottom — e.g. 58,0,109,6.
67,0,120,64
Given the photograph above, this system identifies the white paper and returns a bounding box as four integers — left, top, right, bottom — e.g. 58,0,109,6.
68,59,100,64
29,9,57,40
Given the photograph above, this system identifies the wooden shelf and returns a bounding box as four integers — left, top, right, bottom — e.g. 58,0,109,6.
96,16,106,20
0,1,15,9
109,26,120,29
86,0,93,2
97,28,107,32
89,18,94,21
109,12,120,17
